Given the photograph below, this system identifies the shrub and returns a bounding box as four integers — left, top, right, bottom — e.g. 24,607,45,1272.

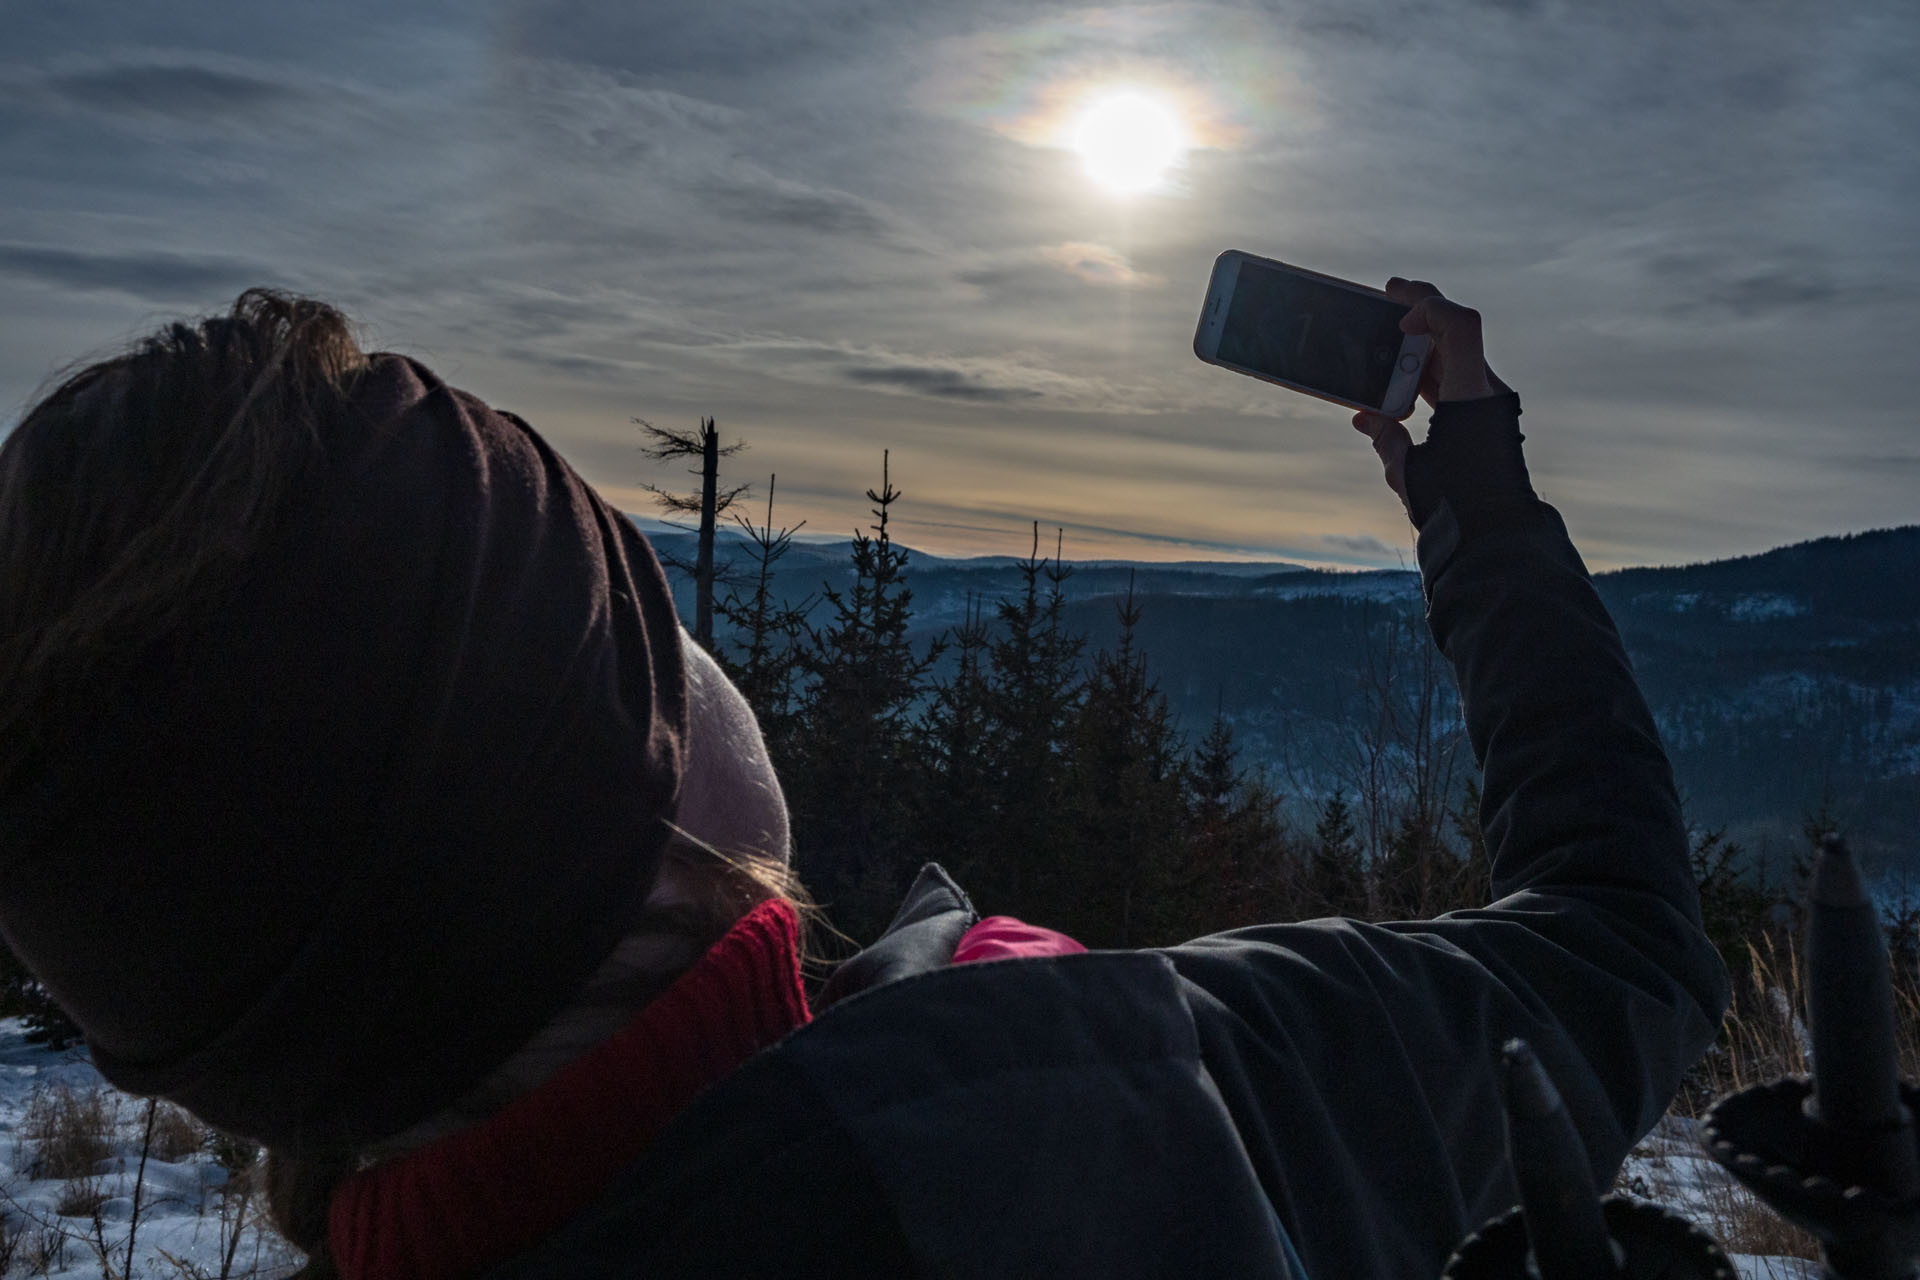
54,1175,109,1219
149,1102,206,1163
20,1082,116,1180
0,1207,18,1275
206,1128,262,1176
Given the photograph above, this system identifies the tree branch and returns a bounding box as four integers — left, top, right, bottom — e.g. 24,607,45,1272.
638,483,703,513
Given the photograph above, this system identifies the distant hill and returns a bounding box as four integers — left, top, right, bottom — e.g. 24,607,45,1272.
643,521,1920,874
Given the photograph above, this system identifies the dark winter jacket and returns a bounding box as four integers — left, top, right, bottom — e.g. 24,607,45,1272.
482,394,1729,1280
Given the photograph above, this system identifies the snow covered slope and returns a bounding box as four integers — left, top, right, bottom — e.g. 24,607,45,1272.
0,1020,297,1279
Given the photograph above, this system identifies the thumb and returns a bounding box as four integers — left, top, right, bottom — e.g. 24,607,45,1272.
1398,294,1495,402
1352,411,1413,513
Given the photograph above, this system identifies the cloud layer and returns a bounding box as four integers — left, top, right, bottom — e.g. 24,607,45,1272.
2,0,1915,568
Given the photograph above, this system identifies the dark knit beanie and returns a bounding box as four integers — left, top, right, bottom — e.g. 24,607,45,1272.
0,354,687,1153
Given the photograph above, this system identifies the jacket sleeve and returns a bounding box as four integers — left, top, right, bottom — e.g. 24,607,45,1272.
1158,395,1731,1280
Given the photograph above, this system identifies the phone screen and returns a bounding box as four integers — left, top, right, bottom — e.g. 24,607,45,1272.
1216,261,1409,409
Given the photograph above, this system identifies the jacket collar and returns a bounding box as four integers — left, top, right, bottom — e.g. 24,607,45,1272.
327,897,810,1280
817,863,979,1007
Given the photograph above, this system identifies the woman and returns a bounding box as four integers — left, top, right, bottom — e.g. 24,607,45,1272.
0,287,1727,1279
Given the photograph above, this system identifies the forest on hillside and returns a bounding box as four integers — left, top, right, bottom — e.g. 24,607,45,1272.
698,461,1486,948
651,447,1885,974
649,445,1920,905
627,429,1914,974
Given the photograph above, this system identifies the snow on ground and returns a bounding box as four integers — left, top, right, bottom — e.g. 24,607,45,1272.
1620,1112,1815,1279
1730,594,1809,622
1253,570,1421,603
0,1019,298,1280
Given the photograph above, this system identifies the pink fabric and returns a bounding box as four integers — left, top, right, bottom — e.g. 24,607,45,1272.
951,916,1088,965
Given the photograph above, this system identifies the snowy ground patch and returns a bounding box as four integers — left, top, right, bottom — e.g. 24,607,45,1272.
0,1020,297,1280
1729,594,1809,622
1620,1112,1815,1279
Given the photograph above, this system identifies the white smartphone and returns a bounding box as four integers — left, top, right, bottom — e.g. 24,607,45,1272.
1193,250,1431,421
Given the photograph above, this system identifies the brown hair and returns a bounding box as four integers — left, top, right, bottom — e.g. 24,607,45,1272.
0,288,366,789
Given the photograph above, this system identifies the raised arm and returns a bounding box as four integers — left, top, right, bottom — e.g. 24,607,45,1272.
1161,284,1730,1279
1354,279,1713,936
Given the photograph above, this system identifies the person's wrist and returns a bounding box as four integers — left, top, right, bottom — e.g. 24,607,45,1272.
1437,372,1495,402
1403,392,1532,529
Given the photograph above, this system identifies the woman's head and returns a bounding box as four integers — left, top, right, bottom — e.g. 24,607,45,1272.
0,289,364,787
0,291,759,1156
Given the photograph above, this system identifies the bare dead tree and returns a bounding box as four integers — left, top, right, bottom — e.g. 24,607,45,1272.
635,416,749,649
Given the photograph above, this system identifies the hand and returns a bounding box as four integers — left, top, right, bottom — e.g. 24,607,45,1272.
1350,278,1509,511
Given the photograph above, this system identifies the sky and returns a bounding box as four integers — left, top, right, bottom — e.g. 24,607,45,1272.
1,0,1914,569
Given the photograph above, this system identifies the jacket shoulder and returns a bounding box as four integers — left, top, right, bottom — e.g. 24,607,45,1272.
491,952,1299,1279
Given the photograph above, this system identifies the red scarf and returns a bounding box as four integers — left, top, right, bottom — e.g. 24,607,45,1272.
328,898,810,1280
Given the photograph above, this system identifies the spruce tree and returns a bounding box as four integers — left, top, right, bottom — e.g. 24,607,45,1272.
975,526,1084,918
1450,776,1492,907
715,474,812,765
1308,789,1367,918
1181,705,1295,931
1063,574,1186,947
1690,826,1776,988
914,592,997,886
788,453,938,940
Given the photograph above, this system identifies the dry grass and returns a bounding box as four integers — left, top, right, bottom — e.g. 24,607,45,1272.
18,1082,117,1181
1662,927,1920,1263
1627,1109,1821,1263
148,1102,207,1163
1688,931,1920,1100
1704,1177,1821,1262
53,1175,109,1220
17,1221,72,1275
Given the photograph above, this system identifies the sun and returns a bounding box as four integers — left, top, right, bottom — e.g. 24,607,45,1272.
1070,88,1187,195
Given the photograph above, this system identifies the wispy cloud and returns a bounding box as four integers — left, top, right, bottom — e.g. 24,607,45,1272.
1,0,1915,565
842,362,1042,403
1039,241,1159,286
1646,252,1844,320
42,62,298,119
1321,533,1397,561
0,242,276,302
701,166,894,237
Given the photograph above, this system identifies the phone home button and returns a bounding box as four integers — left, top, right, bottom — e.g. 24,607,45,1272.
1399,353,1421,372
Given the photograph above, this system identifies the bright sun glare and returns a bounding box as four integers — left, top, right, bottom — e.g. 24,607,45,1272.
1070,89,1186,195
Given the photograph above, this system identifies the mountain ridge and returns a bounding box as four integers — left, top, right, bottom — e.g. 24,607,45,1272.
642,519,1920,870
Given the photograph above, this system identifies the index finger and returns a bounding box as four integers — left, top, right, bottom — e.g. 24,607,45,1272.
1385,277,1442,306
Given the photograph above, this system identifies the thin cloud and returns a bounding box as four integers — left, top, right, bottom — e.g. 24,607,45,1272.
700,167,893,237
0,242,276,302
44,63,298,119
1321,533,1398,560
1040,242,1159,287
842,364,1042,403
1648,256,1843,320
650,331,1166,415
2,0,1917,569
